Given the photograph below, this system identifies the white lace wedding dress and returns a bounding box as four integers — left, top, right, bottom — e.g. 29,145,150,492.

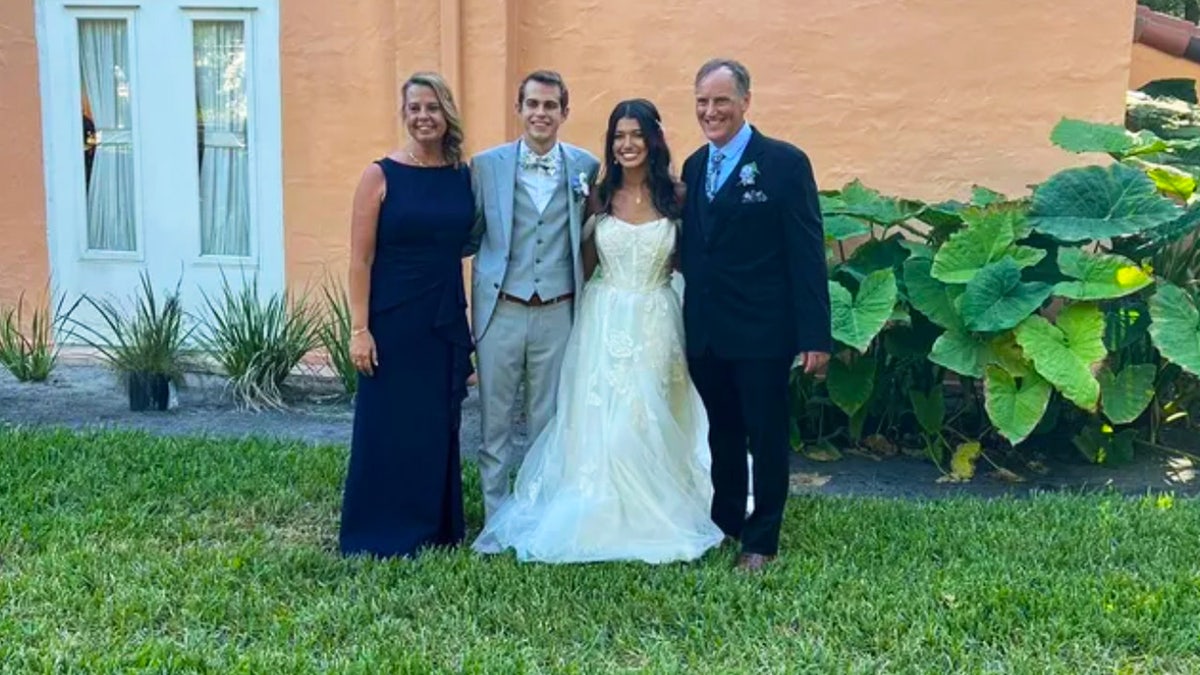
472,214,724,563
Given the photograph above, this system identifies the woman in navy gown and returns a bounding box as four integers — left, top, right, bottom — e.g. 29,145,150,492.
339,72,475,558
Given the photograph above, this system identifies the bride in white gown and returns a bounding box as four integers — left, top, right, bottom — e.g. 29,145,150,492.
472,99,724,563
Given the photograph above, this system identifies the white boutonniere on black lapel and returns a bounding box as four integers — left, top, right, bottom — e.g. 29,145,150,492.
738,162,759,187
738,163,765,202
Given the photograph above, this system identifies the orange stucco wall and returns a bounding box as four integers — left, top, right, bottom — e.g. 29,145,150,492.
279,1,407,293
286,0,1137,291
1129,42,1200,98
1,0,1140,303
0,1,49,309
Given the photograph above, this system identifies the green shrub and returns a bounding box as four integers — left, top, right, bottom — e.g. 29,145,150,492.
0,291,70,382
198,274,320,410
317,279,357,397
798,116,1200,473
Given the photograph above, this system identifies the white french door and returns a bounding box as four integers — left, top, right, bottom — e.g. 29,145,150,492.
36,0,283,336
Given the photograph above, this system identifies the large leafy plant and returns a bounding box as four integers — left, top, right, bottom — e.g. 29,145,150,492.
793,113,1200,471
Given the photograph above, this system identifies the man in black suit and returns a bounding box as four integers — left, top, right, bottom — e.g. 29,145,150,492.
680,58,832,572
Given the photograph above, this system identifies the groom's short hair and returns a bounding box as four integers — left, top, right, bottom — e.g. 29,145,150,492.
695,58,751,98
518,70,570,110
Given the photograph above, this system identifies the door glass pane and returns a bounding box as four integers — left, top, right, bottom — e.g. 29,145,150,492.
79,19,136,252
194,20,250,257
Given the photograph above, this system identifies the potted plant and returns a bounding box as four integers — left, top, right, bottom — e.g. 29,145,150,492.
69,273,192,411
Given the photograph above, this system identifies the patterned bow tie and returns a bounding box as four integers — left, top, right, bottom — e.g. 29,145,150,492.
520,148,559,176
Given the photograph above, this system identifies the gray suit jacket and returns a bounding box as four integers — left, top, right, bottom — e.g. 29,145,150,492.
464,140,600,341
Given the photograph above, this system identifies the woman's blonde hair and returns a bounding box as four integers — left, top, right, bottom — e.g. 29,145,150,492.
402,72,465,166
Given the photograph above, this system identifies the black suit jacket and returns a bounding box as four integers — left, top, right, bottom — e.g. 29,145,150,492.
680,126,832,360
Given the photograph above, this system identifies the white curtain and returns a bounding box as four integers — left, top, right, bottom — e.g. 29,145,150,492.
195,21,250,257
79,20,136,252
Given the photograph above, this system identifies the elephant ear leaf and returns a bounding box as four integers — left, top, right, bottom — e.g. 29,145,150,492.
903,258,964,331
827,356,876,419
1028,163,1181,243
971,186,1008,207
945,441,983,482
833,179,923,226
1053,248,1154,301
829,269,898,353
1098,364,1157,426
958,258,1054,333
1149,282,1200,377
1005,245,1046,269
1049,118,1165,157
824,215,872,242
929,328,992,378
909,387,946,437
931,207,1016,283
1146,164,1197,201
984,366,1052,446
1015,303,1107,412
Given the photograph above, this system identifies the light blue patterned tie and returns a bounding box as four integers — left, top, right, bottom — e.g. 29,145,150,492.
706,151,725,201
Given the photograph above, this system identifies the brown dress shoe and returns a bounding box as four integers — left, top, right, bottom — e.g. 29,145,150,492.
735,552,776,572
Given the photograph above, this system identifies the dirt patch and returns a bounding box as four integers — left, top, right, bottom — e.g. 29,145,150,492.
0,365,357,447
1,364,1194,499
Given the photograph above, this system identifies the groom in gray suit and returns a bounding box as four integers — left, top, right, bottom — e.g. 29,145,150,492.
464,70,600,537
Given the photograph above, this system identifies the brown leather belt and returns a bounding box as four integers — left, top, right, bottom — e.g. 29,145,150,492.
498,291,574,307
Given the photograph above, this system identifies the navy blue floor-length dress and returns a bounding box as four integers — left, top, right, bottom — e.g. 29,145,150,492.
339,157,474,558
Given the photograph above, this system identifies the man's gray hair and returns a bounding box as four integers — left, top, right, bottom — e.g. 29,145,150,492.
695,58,751,97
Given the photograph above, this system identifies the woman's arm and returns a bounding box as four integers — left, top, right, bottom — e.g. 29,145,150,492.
669,181,686,271
348,162,386,375
582,223,599,280
463,158,486,257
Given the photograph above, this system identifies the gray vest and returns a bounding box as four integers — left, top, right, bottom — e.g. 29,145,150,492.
501,171,574,301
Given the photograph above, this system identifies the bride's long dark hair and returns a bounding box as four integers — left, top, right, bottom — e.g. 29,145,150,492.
593,99,681,220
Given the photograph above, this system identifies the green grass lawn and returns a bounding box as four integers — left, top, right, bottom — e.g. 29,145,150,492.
2,426,1199,673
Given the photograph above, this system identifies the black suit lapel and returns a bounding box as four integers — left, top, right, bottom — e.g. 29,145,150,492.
687,149,716,241
699,128,767,243
712,128,766,207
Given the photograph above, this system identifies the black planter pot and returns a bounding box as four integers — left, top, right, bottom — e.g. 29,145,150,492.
128,371,171,411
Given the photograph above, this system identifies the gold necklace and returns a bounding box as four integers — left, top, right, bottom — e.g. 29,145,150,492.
406,149,428,167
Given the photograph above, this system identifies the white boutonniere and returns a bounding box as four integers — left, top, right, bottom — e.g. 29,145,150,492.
570,172,590,200
738,162,759,187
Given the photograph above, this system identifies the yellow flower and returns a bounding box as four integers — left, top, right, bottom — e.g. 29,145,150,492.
1115,265,1150,288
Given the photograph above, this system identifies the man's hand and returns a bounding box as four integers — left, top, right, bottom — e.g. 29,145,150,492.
797,351,829,376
